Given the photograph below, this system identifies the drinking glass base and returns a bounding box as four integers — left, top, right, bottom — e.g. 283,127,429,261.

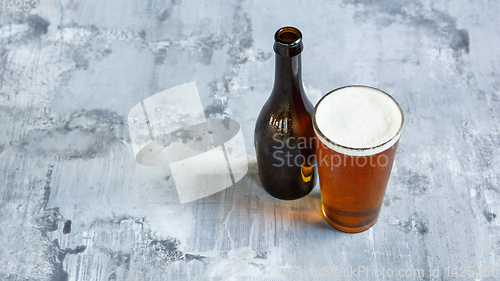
321,206,378,233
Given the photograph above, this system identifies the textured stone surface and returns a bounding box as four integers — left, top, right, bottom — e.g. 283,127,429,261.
0,0,499,280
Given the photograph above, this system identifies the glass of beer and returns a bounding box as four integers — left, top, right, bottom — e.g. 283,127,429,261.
312,85,404,233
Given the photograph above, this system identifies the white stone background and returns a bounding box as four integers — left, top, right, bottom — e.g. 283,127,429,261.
0,0,499,280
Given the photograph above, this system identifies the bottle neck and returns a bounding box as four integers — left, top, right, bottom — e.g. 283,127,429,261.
273,53,302,94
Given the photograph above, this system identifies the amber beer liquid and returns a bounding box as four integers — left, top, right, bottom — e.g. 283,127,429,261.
313,85,404,233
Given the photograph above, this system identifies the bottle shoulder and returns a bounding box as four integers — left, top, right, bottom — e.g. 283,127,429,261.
255,100,295,135
255,91,313,138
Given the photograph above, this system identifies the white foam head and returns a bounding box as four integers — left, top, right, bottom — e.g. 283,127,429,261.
313,86,404,156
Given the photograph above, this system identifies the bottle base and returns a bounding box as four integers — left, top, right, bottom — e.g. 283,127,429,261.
257,165,316,201
321,206,378,233
264,188,314,201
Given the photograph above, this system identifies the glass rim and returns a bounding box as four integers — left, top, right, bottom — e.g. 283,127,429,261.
275,26,303,46
312,85,405,156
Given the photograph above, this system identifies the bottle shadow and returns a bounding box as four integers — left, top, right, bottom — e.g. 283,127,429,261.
233,161,336,232
186,155,343,237
243,154,335,231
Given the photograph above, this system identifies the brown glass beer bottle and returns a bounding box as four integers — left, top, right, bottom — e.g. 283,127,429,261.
254,26,316,200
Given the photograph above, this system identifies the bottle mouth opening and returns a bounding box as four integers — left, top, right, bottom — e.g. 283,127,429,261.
275,27,302,46
274,26,303,57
